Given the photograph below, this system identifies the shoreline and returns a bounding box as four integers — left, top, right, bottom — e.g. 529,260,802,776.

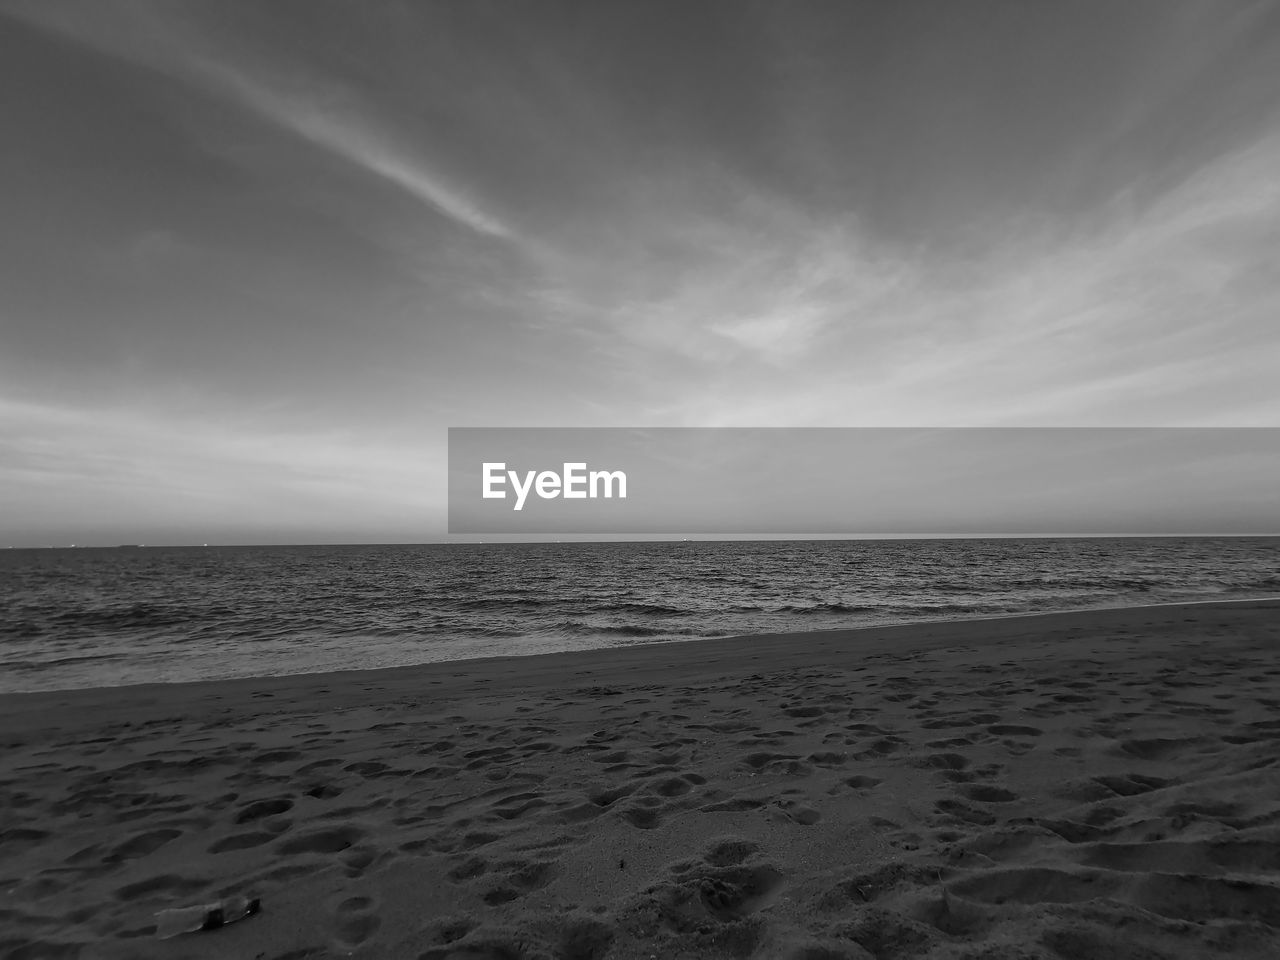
5,594,1280,707
3,595,1277,727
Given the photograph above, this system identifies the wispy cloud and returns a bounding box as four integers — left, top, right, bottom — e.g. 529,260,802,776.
0,395,445,544
182,52,514,239
517,126,1280,427
5,1,513,239
528,205,912,376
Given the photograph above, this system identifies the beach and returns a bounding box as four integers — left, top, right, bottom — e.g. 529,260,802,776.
3,599,1279,959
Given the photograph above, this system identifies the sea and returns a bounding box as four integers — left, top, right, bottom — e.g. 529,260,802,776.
1,537,1278,693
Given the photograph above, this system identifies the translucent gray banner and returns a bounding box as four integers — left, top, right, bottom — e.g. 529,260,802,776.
447,428,1280,535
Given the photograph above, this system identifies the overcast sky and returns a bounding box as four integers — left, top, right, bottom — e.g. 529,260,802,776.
3,0,1279,545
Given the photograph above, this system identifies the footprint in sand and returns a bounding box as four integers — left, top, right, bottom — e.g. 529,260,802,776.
960,784,1019,803
114,873,208,902
915,752,968,771
482,885,520,905
648,776,695,798
493,858,558,898
296,758,343,775
699,795,766,813
926,736,975,749
235,797,293,823
209,830,276,853
340,843,381,878
617,803,663,829
447,855,487,882
841,775,883,791
586,783,637,809
701,836,760,867
276,824,364,855
489,791,551,820
1092,773,1170,797
104,827,181,862
771,798,822,825
933,798,996,827
345,760,393,778
807,751,847,767
852,738,903,760
332,894,380,949
1114,737,1200,760
695,863,785,921
986,724,1043,737
255,749,302,765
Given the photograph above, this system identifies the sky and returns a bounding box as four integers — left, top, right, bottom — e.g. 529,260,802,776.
2,0,1279,545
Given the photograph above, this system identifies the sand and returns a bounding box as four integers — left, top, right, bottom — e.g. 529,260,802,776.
2,599,1280,960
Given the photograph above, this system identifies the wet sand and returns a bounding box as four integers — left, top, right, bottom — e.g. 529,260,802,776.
2,599,1279,959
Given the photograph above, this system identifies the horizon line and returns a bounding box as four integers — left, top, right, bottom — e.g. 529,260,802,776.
6,532,1280,549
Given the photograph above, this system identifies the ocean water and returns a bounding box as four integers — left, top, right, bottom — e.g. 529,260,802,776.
1,538,1277,693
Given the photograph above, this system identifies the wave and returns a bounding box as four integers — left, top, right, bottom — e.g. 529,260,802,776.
44,603,208,630
1226,576,1280,592
549,620,708,639
0,652,127,671
770,602,881,615
447,596,693,617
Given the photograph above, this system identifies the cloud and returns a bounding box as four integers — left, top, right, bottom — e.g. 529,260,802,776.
711,310,823,358
868,133,1280,425
527,207,913,377
183,53,514,239
515,122,1280,428
5,1,512,239
0,396,445,544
